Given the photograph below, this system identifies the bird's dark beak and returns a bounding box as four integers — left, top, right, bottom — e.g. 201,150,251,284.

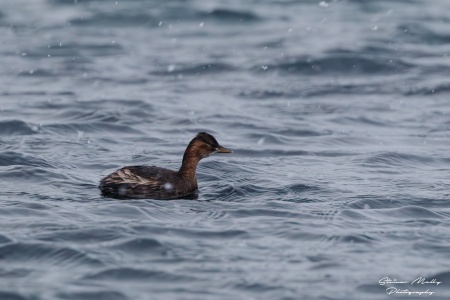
216,146,233,153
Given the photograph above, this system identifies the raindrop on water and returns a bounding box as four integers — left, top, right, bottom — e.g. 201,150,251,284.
77,130,84,141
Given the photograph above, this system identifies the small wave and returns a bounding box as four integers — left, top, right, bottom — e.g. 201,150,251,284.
404,82,450,96
227,208,311,219
252,55,411,75
0,268,30,279
150,63,235,76
329,234,377,244
231,281,284,293
398,23,450,45
51,109,121,123
36,227,123,244
18,68,58,77
84,267,192,282
22,42,123,61
109,237,164,254
238,89,288,99
57,291,128,300
283,183,322,196
42,122,143,135
70,12,155,27
0,166,69,183
51,0,101,4
167,228,248,240
198,8,260,22
361,152,437,168
346,196,401,210
239,81,402,99
275,128,332,137
0,242,103,267
0,234,11,245
331,116,390,127
337,206,444,221
0,152,53,168
237,149,309,157
0,291,28,300
92,203,151,220
0,120,37,136
413,242,450,258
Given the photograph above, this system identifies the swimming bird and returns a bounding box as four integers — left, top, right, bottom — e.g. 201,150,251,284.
99,132,232,199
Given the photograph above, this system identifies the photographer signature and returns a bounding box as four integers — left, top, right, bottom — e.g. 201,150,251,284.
379,277,442,296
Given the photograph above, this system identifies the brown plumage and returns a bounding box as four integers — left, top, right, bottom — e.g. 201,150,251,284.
99,132,232,199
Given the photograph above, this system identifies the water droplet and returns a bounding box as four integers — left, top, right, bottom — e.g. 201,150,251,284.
77,130,84,140
257,137,265,145
167,64,175,72
199,22,204,28
118,185,127,196
158,21,163,27
319,1,329,8
164,182,173,191
372,25,378,31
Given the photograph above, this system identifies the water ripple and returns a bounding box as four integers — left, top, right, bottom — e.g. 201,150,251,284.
337,206,445,222
1,0,450,299
84,267,192,282
0,242,104,267
253,56,412,75
0,120,37,136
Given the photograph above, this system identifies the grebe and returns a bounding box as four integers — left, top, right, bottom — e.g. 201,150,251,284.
99,132,232,199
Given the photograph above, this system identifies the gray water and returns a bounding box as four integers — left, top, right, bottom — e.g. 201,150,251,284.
1,0,450,299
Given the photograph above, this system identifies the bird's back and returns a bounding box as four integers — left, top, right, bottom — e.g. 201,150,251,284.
99,165,197,199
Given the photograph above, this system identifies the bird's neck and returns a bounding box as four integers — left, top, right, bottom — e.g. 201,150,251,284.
178,146,201,178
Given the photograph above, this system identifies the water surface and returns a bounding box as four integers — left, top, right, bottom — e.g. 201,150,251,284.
1,0,450,299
